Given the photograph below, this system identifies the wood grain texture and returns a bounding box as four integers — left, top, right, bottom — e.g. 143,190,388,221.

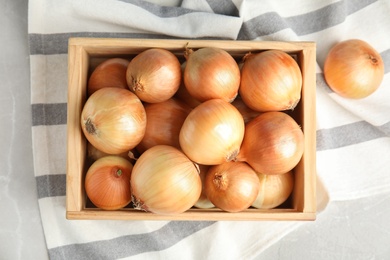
66,38,316,221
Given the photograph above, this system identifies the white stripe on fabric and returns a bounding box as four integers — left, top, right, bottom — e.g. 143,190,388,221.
31,125,67,177
316,73,390,130
242,0,342,19
317,137,390,201
327,74,390,126
30,55,68,104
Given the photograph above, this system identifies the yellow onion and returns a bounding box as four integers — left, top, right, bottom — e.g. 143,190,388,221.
174,61,202,109
85,156,133,210
126,48,181,103
136,98,191,154
324,39,384,99
179,99,245,165
193,164,215,209
252,171,294,209
231,97,262,123
87,58,129,96
131,145,201,215
237,112,304,175
204,162,259,212
174,83,202,109
239,50,302,112
87,142,132,162
81,88,146,154
184,47,240,103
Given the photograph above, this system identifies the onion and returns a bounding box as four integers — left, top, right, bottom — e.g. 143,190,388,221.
204,162,259,212
179,99,245,165
126,48,181,103
88,58,129,96
81,88,147,154
87,142,132,162
131,145,201,215
237,112,304,175
239,50,302,112
324,39,384,99
252,171,294,209
174,62,202,109
174,83,202,109
231,97,262,123
136,98,191,154
85,156,133,210
174,61,202,109
193,164,215,209
184,47,240,103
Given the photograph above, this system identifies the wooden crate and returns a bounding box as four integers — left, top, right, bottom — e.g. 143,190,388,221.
66,38,316,221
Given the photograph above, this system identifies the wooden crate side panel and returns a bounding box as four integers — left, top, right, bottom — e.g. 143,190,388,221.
67,209,316,221
66,44,89,212
293,44,316,214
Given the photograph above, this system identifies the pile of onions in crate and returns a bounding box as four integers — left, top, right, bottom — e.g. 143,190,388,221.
80,46,303,215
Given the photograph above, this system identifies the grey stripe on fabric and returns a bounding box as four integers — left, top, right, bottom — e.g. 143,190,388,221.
29,32,179,55
49,221,215,259
32,103,67,126
206,0,239,17
317,120,390,151
117,0,196,17
36,174,66,199
238,0,377,40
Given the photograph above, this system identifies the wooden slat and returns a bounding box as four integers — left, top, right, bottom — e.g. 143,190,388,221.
67,209,316,221
66,44,89,212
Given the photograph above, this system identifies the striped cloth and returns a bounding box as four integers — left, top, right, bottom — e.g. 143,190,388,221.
29,0,390,259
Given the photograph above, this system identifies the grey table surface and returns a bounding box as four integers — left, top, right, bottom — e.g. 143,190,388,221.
1,1,390,259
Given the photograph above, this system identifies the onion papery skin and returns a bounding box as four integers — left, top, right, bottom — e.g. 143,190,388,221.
81,88,147,154
324,39,384,99
184,47,240,103
126,48,181,103
86,142,133,164
193,164,215,209
130,145,201,215
252,171,294,209
237,112,304,175
136,98,191,154
85,156,133,210
179,99,245,165
174,61,202,109
231,97,262,124
88,58,129,96
204,162,259,213
239,50,302,112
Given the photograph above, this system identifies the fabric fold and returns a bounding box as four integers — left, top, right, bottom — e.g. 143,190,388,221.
71,0,243,39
